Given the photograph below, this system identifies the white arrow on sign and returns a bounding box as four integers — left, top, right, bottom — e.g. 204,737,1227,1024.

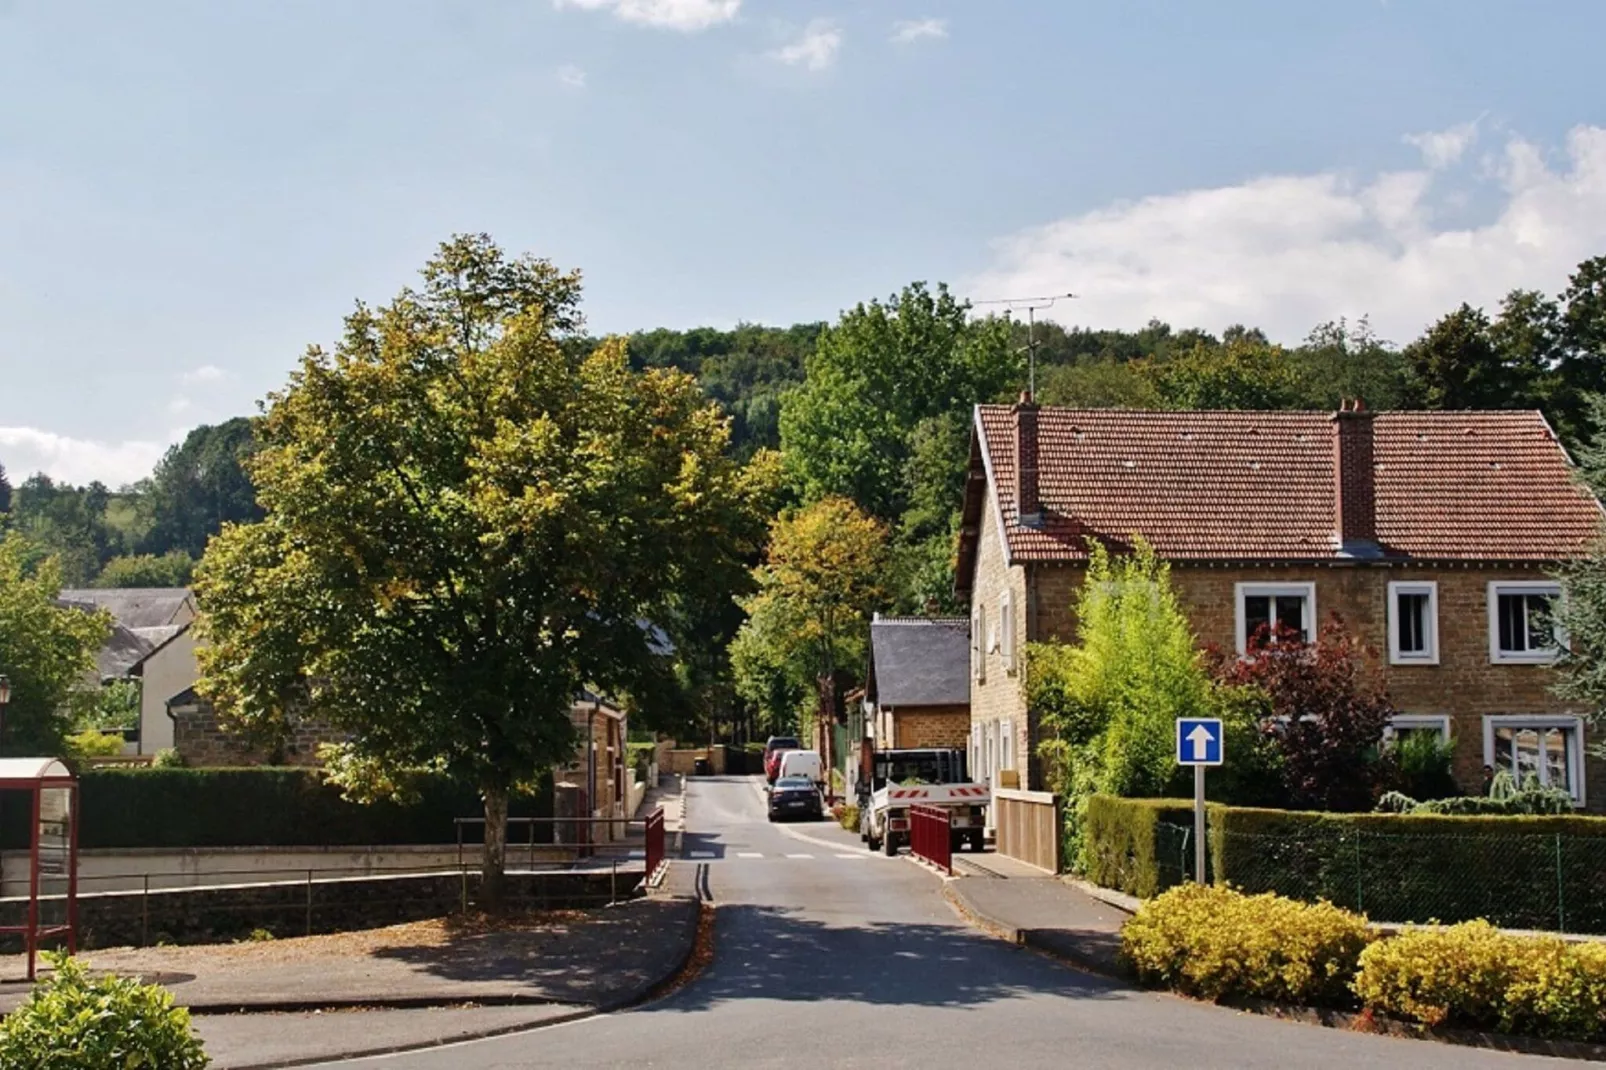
1185,724,1216,762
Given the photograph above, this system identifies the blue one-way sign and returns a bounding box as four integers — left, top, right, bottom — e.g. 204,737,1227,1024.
1176,718,1223,766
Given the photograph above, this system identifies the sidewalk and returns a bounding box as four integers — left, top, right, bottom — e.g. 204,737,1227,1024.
0,896,699,1015
945,852,1133,978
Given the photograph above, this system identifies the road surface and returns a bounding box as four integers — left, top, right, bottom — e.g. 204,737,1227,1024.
317,777,1585,1069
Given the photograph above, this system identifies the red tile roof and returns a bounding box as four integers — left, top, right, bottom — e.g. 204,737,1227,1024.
971,406,1602,564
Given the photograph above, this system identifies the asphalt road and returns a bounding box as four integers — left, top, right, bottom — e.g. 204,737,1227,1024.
319,777,1588,1069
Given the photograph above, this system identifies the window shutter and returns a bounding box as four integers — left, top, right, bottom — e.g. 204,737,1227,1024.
974,604,987,683
1001,588,1017,673
999,719,1013,770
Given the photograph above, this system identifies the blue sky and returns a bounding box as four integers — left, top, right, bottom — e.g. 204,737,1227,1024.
4,0,1606,485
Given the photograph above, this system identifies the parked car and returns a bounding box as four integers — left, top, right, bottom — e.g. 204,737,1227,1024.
776,749,824,789
767,776,824,822
763,735,801,784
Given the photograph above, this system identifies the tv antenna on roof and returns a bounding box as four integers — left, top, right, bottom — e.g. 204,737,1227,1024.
971,292,1077,399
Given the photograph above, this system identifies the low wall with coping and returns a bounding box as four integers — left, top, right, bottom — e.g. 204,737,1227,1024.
0,868,644,952
0,844,600,898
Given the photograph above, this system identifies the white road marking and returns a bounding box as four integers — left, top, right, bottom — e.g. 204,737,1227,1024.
737,852,763,858
784,853,814,859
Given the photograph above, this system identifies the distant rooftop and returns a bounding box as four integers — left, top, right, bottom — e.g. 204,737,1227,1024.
58,588,194,630
869,616,970,708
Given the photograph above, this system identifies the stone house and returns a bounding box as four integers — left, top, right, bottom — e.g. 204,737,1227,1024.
863,615,971,752
956,398,1606,810
61,587,198,756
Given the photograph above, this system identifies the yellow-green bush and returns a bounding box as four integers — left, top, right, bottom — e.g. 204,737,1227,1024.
1121,884,1372,1005
1354,921,1606,1039
835,804,859,833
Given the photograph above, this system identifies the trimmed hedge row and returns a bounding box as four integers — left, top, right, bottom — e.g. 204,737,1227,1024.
1086,795,1606,931
2,768,554,850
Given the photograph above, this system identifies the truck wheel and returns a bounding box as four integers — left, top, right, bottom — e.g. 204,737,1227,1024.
883,832,898,857
969,831,985,853
866,833,881,852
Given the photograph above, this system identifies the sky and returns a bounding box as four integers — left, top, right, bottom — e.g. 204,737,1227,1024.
4,0,1606,486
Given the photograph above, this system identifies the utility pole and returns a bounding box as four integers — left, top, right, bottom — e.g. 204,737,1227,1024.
972,292,1078,399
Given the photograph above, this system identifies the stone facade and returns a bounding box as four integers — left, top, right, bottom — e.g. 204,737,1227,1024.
887,705,971,750
971,545,1606,807
170,696,345,768
968,489,1034,792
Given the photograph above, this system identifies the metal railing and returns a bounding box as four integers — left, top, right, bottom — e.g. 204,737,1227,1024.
910,804,953,876
645,808,665,882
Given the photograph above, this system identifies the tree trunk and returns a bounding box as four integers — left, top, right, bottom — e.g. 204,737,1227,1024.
481,785,509,914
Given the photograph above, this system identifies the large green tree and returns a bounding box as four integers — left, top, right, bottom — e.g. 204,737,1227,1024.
195,235,775,905
780,282,1017,521
732,497,888,740
0,533,111,755
138,418,263,559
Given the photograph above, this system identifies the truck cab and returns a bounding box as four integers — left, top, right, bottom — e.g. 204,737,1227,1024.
856,746,988,856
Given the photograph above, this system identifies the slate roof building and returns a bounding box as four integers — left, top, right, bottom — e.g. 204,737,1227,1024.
59,588,199,756
958,397,1606,808
864,616,971,752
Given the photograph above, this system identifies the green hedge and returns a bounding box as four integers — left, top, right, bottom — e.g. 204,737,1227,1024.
1082,796,1202,897
2,768,554,850
1088,795,1606,932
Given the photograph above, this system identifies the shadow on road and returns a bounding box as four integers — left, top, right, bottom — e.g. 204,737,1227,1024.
646,903,1126,1013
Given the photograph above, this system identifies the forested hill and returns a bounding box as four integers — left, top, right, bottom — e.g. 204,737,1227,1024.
4,254,1603,606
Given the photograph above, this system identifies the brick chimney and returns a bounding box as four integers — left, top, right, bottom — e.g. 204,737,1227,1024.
1331,399,1376,551
1015,391,1042,526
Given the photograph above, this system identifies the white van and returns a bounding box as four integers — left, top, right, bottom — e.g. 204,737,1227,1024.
776,749,824,787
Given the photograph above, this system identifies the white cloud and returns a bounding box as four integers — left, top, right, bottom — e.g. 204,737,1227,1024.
770,20,841,71
1404,118,1482,170
168,396,193,416
0,426,169,487
180,364,226,385
892,18,947,44
966,124,1606,346
557,64,587,89
553,0,739,31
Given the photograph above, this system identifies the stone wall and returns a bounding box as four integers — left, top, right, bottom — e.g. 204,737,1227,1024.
0,869,642,952
891,705,972,750
170,696,345,767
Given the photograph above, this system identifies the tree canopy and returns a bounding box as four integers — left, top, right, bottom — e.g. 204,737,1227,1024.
194,235,777,902
0,533,111,755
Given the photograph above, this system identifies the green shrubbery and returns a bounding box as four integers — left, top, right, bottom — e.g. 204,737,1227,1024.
0,953,209,1069
835,803,860,832
1085,794,1606,931
0,767,554,850
1126,887,1606,1042
1122,883,1372,1005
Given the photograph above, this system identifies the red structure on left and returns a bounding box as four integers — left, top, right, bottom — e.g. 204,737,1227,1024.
0,758,79,981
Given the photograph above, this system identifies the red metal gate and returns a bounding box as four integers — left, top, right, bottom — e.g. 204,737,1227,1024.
644,806,666,883
910,804,952,876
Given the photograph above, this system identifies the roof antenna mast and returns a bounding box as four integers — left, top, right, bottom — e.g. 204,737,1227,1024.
972,292,1078,399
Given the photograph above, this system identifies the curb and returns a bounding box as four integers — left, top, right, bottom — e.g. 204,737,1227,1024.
939,882,1127,982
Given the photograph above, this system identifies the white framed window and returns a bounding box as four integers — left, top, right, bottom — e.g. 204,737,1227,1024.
1487,582,1564,664
1483,715,1585,806
1384,713,1451,744
1000,587,1017,674
972,603,987,683
1388,582,1439,665
1235,582,1316,653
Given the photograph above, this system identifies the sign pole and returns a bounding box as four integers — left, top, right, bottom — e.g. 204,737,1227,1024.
1193,764,1206,884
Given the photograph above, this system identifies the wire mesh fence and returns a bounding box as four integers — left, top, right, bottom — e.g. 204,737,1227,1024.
1149,822,1606,933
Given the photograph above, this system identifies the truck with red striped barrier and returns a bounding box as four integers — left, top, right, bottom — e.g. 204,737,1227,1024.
856,747,989,857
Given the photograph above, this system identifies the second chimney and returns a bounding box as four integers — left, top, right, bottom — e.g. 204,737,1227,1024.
1015,391,1042,526
1332,399,1376,551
